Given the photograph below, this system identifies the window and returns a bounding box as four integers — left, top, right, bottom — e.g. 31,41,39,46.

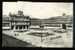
2,23,10,27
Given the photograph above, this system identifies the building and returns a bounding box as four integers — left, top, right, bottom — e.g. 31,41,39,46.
10,11,31,31
30,15,73,29
2,16,11,30
42,15,73,29
2,11,72,31
2,11,31,31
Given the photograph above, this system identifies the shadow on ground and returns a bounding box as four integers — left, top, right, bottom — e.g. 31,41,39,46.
2,34,36,47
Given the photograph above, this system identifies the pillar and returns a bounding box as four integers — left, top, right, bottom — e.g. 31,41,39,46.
22,26,23,30
17,26,19,30
13,25,15,30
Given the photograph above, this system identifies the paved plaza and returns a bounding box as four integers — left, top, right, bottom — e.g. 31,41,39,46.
2,27,73,47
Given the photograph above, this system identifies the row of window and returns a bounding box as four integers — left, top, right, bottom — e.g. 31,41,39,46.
12,22,30,25
2,23,10,27
11,18,30,21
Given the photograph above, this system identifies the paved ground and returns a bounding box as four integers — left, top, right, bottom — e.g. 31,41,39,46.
2,27,73,47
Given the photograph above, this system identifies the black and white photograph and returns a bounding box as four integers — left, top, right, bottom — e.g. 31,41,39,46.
2,1,73,47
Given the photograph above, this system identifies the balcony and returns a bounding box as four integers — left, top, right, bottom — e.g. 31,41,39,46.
11,18,30,21
12,22,30,25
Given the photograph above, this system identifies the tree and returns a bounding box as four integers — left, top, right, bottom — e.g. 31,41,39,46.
62,13,67,30
9,12,16,17
9,12,12,17
63,13,66,16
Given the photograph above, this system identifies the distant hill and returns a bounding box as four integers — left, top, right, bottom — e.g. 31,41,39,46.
42,16,73,24
30,16,73,25
30,18,41,25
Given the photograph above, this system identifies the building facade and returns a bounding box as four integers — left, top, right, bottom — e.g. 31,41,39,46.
30,15,72,30
2,16,11,30
2,11,31,31
10,11,31,31
2,11,72,31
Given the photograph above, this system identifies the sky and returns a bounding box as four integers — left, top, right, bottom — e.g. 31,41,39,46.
3,1,73,19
